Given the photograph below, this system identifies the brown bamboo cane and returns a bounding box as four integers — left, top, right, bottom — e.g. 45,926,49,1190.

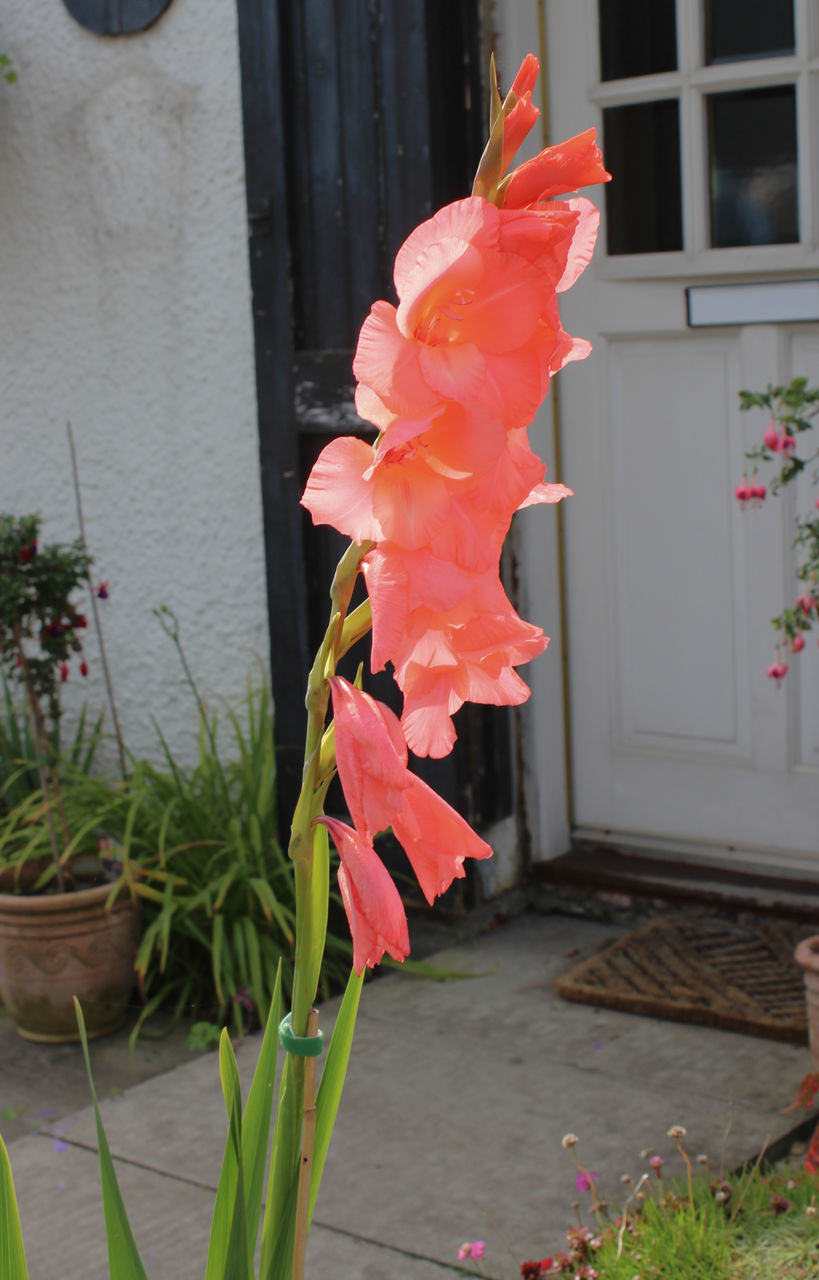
291,1008,320,1280
12,623,67,892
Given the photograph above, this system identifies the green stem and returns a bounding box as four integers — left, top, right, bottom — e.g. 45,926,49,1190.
265,538,372,1278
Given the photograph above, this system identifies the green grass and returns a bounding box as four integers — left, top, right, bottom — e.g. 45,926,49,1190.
539,1159,819,1280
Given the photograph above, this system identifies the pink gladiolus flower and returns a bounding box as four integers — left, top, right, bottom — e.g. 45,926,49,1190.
353,197,591,432
329,677,492,898
363,549,546,756
317,817,409,974
502,54,540,170
501,126,611,208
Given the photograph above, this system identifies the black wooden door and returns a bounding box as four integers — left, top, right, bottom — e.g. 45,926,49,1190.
236,1,514,879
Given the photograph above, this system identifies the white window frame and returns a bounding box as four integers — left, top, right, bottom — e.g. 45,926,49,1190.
587,0,819,280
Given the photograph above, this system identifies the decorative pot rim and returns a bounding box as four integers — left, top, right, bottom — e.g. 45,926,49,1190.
0,879,128,915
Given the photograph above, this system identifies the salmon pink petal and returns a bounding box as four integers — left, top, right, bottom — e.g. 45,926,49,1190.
503,55,541,171
329,678,408,834
502,128,611,207
354,301,440,418
418,342,487,402
362,550,411,672
503,95,540,169
511,53,539,96
394,198,495,300
371,451,451,549
319,817,410,974
465,664,532,705
393,773,492,902
401,697,460,760
301,437,381,541
519,480,573,509
557,197,600,292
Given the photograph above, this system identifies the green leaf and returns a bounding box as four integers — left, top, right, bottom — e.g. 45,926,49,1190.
205,1031,251,1280
74,999,148,1280
259,1057,302,1280
308,965,364,1225
0,1132,28,1277
241,962,283,1258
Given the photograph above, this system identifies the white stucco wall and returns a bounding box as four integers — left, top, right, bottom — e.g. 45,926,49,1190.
0,1,269,769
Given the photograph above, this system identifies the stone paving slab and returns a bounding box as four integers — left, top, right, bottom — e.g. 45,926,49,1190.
7,913,812,1278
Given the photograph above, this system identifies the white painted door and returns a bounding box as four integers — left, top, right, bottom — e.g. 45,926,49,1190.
543,0,819,872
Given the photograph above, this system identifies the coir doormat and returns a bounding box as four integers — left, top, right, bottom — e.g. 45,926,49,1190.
555,915,813,1043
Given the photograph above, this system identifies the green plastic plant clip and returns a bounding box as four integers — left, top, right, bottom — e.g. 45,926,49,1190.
278,1012,324,1057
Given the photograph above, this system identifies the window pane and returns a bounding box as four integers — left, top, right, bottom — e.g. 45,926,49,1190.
603,100,682,254
708,86,798,248
706,0,794,64
598,0,677,81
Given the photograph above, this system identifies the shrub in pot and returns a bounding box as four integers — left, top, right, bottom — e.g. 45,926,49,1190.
0,513,138,1042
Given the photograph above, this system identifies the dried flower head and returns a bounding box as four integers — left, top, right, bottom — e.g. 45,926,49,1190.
696,1154,709,1165
562,1133,579,1149
667,1125,686,1139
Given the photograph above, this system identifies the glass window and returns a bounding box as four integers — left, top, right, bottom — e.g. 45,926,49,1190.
705,0,795,65
603,100,683,254
598,0,677,81
707,86,798,247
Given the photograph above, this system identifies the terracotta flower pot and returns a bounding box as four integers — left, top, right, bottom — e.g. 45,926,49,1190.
795,935,819,1071
0,882,139,1042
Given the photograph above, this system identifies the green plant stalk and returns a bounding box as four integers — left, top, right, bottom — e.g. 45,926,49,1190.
265,537,371,1279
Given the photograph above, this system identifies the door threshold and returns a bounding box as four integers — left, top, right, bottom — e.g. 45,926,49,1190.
530,840,819,924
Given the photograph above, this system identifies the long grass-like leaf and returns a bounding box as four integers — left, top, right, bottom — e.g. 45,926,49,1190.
241,962,282,1258
0,1132,28,1278
206,1032,251,1280
74,999,148,1280
308,966,364,1225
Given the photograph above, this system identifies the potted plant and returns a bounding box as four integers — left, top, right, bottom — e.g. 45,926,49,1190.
0,513,139,1042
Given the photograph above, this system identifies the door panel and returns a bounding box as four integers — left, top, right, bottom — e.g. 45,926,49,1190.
541,0,819,870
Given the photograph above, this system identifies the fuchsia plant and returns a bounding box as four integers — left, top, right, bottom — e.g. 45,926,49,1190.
734,378,819,682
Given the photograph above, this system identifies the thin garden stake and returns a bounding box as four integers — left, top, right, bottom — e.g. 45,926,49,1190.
291,1008,320,1280
66,421,128,780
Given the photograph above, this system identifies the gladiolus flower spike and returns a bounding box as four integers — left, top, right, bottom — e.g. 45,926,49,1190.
274,55,605,1274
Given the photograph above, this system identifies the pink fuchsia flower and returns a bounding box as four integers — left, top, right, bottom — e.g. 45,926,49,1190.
457,1240,486,1261
734,481,766,509
792,634,806,653
767,659,788,687
575,1170,598,1192
797,593,814,615
328,677,492,903
317,817,409,974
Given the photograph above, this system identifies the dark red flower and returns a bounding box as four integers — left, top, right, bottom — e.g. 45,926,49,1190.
80,660,88,677
97,581,109,600
60,662,69,683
